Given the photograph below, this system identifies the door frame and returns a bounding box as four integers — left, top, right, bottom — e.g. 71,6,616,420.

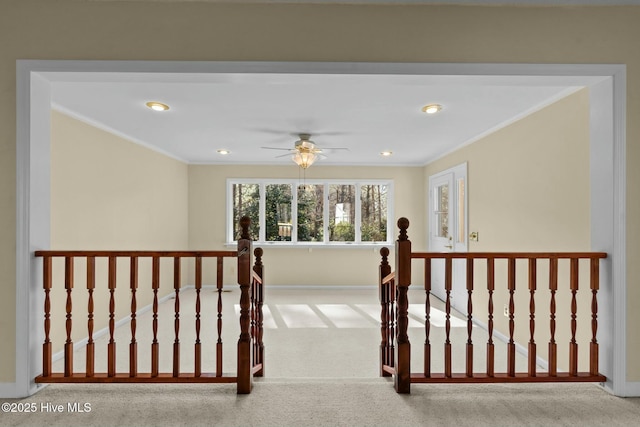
428,162,468,307
13,60,627,397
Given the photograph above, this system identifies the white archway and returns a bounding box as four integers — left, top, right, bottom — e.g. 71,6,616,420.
13,60,626,397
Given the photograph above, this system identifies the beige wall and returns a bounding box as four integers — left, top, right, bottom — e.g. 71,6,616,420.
50,110,189,352
1,2,639,383
424,88,591,371
188,164,425,286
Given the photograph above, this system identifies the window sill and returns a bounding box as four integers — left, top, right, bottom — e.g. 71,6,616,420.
225,242,392,250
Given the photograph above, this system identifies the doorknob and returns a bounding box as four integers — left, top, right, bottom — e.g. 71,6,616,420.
444,236,453,249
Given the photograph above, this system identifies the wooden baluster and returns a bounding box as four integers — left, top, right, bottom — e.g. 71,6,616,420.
108,256,116,377
42,256,52,377
444,257,452,378
237,216,254,394
486,257,495,377
590,258,600,376
250,264,257,368
173,257,181,377
549,257,558,376
379,247,391,376
151,257,160,377
86,256,95,377
64,256,74,377
528,258,537,377
394,217,411,393
195,255,202,377
507,258,516,377
424,258,432,378
216,256,224,377
569,258,579,376
254,247,265,376
466,258,474,377
389,277,395,370
129,256,138,377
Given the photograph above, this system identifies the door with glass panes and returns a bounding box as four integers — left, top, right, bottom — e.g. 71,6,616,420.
428,163,468,310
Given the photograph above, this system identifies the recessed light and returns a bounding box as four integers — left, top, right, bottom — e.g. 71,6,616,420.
380,151,393,157
145,101,170,111
421,104,442,114
217,149,230,155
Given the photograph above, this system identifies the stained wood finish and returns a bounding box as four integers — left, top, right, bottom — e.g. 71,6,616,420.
35,218,263,393
528,258,537,377
253,247,265,377
64,257,74,377
195,256,202,378
466,258,474,377
108,256,116,377
381,217,607,393
549,257,558,377
487,257,495,377
216,256,224,377
42,256,52,378
173,257,181,377
130,257,138,377
424,258,432,378
236,216,253,394
507,258,516,377
86,256,95,377
444,257,452,378
394,218,411,394
379,247,392,377
152,256,160,378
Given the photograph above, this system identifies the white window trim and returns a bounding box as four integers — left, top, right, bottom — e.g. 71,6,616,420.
226,178,394,247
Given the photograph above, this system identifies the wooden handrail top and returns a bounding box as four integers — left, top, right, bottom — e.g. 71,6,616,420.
410,252,607,260
382,272,395,285
251,270,263,284
34,250,239,258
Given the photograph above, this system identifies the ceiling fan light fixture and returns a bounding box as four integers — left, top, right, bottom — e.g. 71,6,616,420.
421,103,442,114
145,101,170,112
292,151,317,169
217,149,230,155
380,151,393,157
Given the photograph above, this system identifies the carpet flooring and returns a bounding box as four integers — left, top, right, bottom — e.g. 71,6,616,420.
4,288,639,426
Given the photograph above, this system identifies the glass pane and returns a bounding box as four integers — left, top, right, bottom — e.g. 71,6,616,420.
297,184,324,242
329,184,355,242
434,183,449,238
360,184,388,242
457,178,465,243
232,183,260,240
265,184,292,241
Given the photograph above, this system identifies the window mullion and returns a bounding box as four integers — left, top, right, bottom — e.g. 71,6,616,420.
291,182,298,243
259,182,266,242
323,182,329,243
355,183,362,244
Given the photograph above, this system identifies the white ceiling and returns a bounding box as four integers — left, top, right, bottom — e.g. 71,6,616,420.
50,72,585,167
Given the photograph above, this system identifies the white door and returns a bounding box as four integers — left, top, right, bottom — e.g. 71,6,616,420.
428,163,468,310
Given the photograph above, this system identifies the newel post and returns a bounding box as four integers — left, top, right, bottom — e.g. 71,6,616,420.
395,217,412,393
237,216,253,394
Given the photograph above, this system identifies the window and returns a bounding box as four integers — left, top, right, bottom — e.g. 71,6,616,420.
227,179,393,245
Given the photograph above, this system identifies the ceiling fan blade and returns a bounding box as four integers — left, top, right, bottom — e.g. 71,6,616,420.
318,147,350,153
261,146,294,151
274,153,293,159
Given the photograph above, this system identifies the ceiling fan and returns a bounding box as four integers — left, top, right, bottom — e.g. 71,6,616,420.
261,133,349,169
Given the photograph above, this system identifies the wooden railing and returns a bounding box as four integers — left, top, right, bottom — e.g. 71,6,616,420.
35,217,264,394
380,217,607,393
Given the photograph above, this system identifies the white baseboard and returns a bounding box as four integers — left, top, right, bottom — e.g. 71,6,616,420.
0,382,19,398
51,289,181,363
266,285,378,290
622,381,640,397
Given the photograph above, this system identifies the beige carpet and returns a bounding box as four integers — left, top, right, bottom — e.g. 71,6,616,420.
2,382,640,427
5,288,638,426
